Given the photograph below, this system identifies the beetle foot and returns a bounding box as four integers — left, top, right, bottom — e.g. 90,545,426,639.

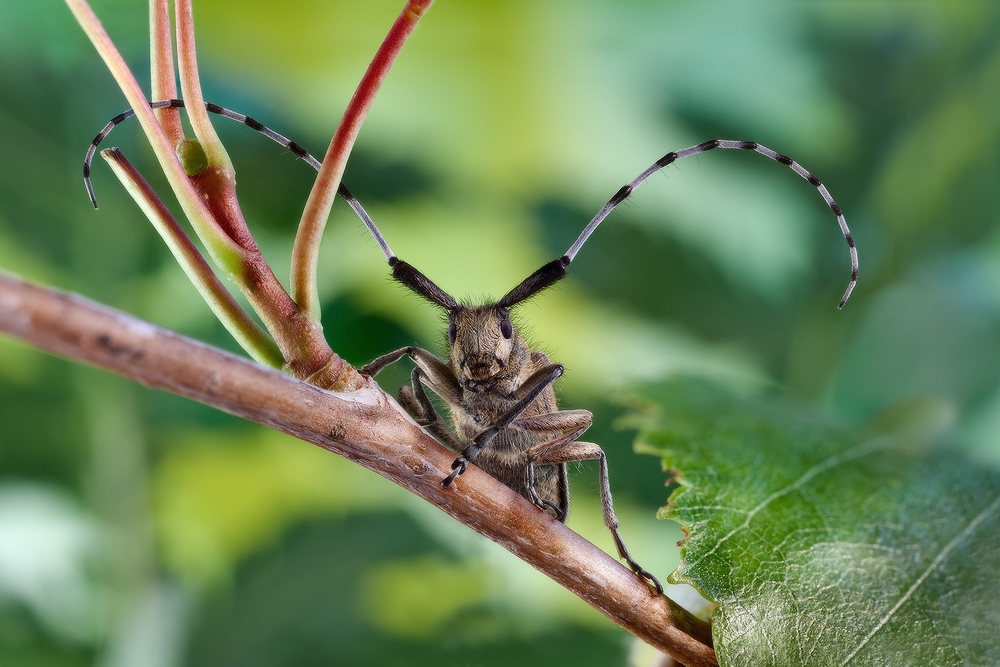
441,456,469,486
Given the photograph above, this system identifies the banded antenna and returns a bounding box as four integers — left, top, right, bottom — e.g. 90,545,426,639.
83,98,396,262
86,103,857,309
341,137,860,313
497,139,858,310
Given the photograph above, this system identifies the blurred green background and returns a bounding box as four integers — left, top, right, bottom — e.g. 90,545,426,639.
2,1,1000,665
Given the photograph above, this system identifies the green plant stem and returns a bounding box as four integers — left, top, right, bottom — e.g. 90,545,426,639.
168,0,343,381
102,148,283,368
64,0,243,269
174,0,233,171
291,0,434,318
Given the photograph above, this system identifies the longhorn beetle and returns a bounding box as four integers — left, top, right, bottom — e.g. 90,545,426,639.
85,99,859,596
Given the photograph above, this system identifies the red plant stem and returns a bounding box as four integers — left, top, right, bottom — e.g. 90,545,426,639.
292,0,434,317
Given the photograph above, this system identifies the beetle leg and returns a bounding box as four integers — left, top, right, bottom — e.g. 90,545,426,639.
525,462,566,520
362,347,465,452
526,432,663,595
398,367,463,449
448,364,565,481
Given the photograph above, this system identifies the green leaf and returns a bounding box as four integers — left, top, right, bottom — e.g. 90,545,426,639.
633,381,1000,666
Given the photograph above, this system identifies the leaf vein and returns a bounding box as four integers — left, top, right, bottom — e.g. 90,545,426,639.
689,438,890,566
839,492,1000,665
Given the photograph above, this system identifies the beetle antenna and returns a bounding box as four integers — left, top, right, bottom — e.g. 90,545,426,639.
497,257,569,309
389,257,460,310
83,99,395,262
563,139,858,308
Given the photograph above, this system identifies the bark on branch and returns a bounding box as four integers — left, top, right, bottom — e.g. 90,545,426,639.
0,273,717,667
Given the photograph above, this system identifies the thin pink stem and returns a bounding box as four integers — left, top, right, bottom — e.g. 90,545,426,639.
291,0,434,317
149,0,183,144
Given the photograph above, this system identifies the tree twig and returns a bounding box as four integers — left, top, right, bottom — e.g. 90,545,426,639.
0,273,717,667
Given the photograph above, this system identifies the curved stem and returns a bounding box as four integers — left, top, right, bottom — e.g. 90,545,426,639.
64,0,244,268
68,0,357,385
174,0,234,171
291,0,434,318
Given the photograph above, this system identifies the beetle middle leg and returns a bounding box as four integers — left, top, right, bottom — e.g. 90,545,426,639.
515,411,664,594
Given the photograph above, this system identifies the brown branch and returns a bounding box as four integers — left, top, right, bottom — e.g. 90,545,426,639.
0,273,717,667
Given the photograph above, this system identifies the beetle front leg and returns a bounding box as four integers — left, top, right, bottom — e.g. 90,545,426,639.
443,364,565,487
361,346,461,404
398,367,462,449
361,346,464,450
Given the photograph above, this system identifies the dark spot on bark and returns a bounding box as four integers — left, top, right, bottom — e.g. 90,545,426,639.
96,334,145,363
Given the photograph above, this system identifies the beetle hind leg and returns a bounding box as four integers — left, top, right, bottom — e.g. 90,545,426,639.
526,463,566,521
527,438,664,595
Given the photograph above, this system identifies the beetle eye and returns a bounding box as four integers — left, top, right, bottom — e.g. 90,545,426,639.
448,321,457,344
500,318,513,339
